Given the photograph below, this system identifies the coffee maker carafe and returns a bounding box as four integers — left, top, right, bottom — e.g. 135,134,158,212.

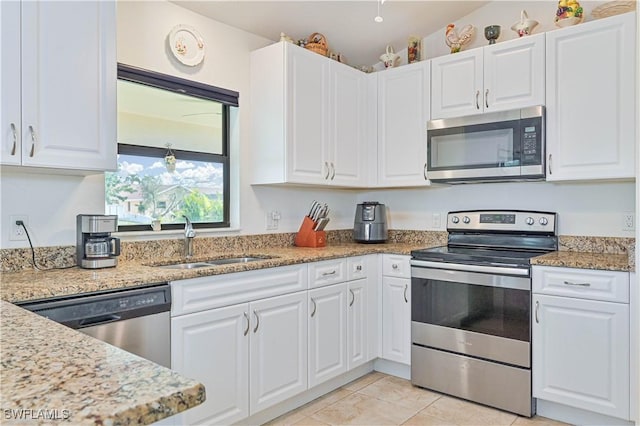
76,214,120,269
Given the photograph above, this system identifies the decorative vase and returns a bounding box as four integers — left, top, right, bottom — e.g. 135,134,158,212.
379,45,400,68
511,10,539,37
484,25,501,45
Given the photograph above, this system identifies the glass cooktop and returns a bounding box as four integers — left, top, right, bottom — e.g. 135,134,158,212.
411,246,548,268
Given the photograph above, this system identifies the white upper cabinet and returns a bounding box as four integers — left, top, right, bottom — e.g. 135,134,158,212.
1,1,21,166
1,1,116,171
251,42,367,187
545,12,635,181
377,61,430,187
431,33,544,119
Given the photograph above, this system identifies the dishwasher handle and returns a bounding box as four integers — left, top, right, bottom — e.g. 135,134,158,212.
78,314,122,328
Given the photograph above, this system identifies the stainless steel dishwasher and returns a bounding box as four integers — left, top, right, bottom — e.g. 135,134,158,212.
18,283,171,368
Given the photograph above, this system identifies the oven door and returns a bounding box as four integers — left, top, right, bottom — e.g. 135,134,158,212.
411,261,531,368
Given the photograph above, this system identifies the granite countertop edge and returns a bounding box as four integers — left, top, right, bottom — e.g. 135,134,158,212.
1,243,632,304
0,301,205,426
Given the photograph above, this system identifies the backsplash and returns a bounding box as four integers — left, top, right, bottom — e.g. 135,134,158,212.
0,230,632,272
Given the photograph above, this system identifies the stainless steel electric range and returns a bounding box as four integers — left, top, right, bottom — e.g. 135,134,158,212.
410,210,558,417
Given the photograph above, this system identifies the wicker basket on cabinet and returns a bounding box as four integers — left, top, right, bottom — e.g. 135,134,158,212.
305,33,328,56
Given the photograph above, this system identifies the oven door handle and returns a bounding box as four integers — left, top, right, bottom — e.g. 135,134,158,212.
410,260,530,277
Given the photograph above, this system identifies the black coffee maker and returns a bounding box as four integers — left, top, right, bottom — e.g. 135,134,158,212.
76,214,120,269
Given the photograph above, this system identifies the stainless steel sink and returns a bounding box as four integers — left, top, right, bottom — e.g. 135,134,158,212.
155,256,271,269
205,257,270,265
157,262,214,270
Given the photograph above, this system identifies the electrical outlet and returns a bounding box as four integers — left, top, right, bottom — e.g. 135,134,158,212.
622,213,635,231
432,213,441,229
9,215,28,241
265,210,281,230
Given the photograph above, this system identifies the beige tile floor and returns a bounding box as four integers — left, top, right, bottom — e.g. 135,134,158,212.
265,372,569,426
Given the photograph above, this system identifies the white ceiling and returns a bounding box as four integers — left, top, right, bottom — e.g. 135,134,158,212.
172,1,490,66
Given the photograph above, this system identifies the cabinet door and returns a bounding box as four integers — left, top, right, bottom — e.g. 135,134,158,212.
0,1,21,166
308,283,347,387
171,303,249,425
532,294,630,419
483,33,544,112
250,291,308,413
431,49,482,119
329,62,367,187
347,279,368,369
382,276,411,364
377,61,430,187
545,12,635,181
286,46,329,184
20,1,116,171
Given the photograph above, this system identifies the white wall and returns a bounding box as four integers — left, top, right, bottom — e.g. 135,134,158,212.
0,0,635,249
358,181,635,237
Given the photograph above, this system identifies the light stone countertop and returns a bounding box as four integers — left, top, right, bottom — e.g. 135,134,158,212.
0,300,205,425
0,243,633,304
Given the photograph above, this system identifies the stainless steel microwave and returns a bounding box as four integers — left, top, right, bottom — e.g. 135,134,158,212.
427,106,545,183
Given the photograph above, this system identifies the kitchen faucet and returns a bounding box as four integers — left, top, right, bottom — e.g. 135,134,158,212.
183,215,196,258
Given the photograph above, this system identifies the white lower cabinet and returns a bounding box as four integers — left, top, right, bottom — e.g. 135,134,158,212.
170,257,378,424
172,291,308,425
381,276,411,364
171,304,249,425
250,291,308,413
532,266,630,421
308,283,348,387
381,254,411,365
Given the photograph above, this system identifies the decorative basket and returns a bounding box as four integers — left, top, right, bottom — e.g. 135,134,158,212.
305,33,328,56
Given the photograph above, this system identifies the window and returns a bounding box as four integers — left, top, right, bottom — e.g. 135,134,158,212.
106,64,238,231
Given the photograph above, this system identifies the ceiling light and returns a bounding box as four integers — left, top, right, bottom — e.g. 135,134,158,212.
374,0,383,23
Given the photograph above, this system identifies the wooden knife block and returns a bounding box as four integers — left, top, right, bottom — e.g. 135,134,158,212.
294,216,326,248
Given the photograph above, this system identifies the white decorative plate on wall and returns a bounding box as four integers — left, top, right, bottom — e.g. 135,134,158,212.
168,24,205,66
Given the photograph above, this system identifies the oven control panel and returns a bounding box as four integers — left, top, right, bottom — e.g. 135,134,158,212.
447,210,556,233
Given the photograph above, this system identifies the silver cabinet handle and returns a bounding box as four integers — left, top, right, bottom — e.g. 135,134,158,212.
322,270,336,276
324,161,330,179
243,312,250,336
475,90,480,109
355,265,362,272
349,289,355,307
535,301,540,323
330,162,336,180
310,298,317,317
485,89,489,108
548,154,552,175
423,163,428,180
10,123,17,156
392,264,399,270
28,125,36,157
563,280,591,287
403,284,408,303
253,310,260,333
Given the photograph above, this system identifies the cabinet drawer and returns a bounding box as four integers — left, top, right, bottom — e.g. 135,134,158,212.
171,264,308,316
533,266,629,303
309,259,347,288
382,254,411,278
347,256,368,281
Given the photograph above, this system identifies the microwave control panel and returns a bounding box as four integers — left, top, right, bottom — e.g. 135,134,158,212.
520,117,543,166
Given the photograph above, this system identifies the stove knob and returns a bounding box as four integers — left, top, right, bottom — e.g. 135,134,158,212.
539,217,549,226
451,216,460,224
525,217,535,225
463,216,471,224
